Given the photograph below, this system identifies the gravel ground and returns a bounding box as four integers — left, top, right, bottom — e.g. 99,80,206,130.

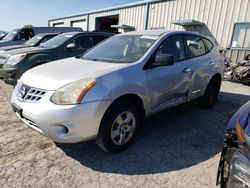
0,80,249,188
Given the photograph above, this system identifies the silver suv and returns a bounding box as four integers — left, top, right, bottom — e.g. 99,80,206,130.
11,30,224,153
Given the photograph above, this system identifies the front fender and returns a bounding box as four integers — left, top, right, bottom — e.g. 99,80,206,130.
83,82,149,110
28,53,50,68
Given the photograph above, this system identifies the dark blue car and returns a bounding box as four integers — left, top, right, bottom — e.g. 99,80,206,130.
217,100,250,188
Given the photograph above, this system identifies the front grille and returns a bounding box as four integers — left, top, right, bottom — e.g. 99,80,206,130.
23,88,47,102
15,81,47,103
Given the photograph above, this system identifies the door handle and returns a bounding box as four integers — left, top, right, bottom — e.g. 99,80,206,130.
209,61,215,66
183,68,191,73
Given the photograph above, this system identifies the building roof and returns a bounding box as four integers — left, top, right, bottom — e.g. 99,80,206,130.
49,0,163,22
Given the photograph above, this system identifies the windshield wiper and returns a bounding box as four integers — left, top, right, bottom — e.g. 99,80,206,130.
82,57,98,61
39,45,46,48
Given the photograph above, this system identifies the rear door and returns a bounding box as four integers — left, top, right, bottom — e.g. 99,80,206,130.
145,34,191,111
184,34,215,101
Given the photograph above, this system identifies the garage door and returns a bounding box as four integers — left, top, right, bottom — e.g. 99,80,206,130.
71,20,87,31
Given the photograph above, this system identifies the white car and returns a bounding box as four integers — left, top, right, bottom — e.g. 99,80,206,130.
11,30,224,152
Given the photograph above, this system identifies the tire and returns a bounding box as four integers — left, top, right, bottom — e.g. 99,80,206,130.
96,100,141,153
199,77,221,109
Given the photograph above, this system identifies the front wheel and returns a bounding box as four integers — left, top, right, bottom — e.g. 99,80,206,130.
96,100,141,153
198,77,221,109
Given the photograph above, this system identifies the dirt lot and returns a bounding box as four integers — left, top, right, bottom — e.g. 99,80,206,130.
0,80,249,188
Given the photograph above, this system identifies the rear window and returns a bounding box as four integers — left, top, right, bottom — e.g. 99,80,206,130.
203,38,214,52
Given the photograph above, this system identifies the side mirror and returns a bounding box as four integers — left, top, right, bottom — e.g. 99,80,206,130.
66,43,77,49
154,54,174,66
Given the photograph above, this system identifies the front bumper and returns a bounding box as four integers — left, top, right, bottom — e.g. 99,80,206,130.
11,90,112,143
0,67,17,79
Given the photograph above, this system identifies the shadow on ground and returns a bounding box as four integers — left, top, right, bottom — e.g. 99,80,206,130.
57,92,250,175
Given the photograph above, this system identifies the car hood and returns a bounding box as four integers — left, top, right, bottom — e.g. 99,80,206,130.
227,100,250,131
5,46,45,55
21,57,129,90
0,44,30,52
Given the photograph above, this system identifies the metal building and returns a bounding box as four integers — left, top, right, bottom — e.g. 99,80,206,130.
49,0,250,62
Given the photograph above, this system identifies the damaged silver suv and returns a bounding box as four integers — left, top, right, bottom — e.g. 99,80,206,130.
11,30,224,153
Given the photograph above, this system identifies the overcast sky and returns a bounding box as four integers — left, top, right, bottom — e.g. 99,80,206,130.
0,0,139,31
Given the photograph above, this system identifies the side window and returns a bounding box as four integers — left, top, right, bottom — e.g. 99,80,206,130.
39,35,55,44
27,29,34,39
15,29,34,41
93,35,108,46
185,35,206,58
70,35,93,49
203,38,213,52
155,35,185,62
15,31,25,41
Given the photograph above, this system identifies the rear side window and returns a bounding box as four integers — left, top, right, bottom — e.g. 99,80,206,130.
15,29,34,41
185,35,206,58
155,35,185,62
93,35,109,46
203,38,214,52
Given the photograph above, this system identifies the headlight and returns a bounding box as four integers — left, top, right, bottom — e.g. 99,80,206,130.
236,121,246,144
6,54,26,65
51,79,96,105
229,151,250,188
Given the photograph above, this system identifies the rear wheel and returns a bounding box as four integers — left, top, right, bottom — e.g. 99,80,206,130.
96,100,141,153
199,77,221,109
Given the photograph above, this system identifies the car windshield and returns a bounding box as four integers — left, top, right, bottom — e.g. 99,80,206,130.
2,29,20,40
83,35,158,63
40,33,74,49
25,35,43,46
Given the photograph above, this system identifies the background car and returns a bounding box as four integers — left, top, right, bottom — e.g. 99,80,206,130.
0,33,59,53
11,30,224,153
0,31,114,81
0,26,82,48
217,100,250,188
0,31,7,40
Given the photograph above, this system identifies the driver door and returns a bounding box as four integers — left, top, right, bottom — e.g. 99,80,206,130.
145,34,191,112
63,35,93,58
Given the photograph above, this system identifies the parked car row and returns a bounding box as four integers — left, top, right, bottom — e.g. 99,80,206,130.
0,31,114,81
0,33,59,53
0,26,82,48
